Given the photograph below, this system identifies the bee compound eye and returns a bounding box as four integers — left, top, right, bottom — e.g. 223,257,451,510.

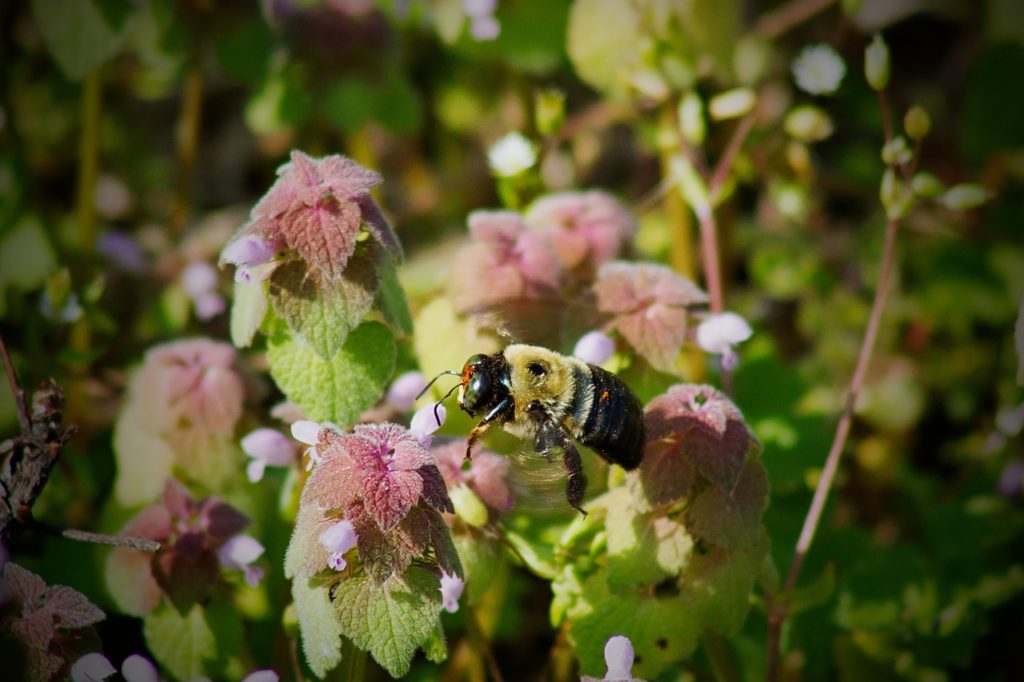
527,362,546,376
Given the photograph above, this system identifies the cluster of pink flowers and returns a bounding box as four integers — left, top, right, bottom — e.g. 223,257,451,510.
113,338,245,506
106,480,263,615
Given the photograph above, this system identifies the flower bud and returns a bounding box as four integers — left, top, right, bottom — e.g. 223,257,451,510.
881,136,912,166
784,105,834,142
903,105,931,140
734,36,771,85
449,483,490,528
910,172,944,198
939,183,988,211
880,168,913,219
708,88,757,121
535,88,565,136
865,34,890,91
678,91,706,146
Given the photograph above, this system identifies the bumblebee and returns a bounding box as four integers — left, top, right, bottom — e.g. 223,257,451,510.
454,344,645,514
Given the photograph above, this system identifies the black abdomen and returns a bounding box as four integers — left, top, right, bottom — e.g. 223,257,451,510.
576,365,645,470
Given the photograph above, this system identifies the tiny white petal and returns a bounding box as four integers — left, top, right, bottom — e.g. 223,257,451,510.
71,653,117,682
603,635,635,679
439,572,465,613
291,420,321,445
470,15,500,41
194,292,226,320
319,519,358,555
792,44,846,95
244,564,266,587
218,534,265,568
182,261,218,298
487,132,537,177
246,459,266,483
241,428,295,465
241,671,279,682
121,655,159,682
387,371,428,412
696,312,753,355
573,331,615,365
410,403,446,447
326,552,348,571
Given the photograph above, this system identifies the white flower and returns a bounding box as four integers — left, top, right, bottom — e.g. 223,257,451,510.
217,534,266,586
291,420,323,470
792,44,846,95
487,132,537,177
696,312,753,371
319,519,358,571
386,371,428,412
439,572,464,613
573,331,615,365
603,635,635,680
121,655,159,682
241,428,296,482
241,671,279,682
409,402,446,448
71,653,117,682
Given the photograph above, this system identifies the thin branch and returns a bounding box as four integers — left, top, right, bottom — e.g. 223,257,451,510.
0,334,29,434
766,217,902,680
756,0,838,40
171,42,205,236
696,204,724,315
34,522,161,552
464,604,505,682
710,112,756,203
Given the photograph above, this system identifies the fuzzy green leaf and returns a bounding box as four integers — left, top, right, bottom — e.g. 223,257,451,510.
269,243,382,360
292,578,344,679
267,320,395,426
604,487,693,590
230,278,268,348
566,0,641,98
687,457,769,550
331,566,442,678
31,0,135,80
143,602,242,681
567,567,700,680
454,530,502,603
377,261,414,337
684,530,769,636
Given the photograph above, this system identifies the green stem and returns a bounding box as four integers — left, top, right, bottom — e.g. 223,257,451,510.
171,42,205,237
75,67,102,251
658,107,696,281
702,631,740,682
340,638,366,682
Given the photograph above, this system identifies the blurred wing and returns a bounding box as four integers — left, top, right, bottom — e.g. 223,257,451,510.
463,293,604,353
505,445,574,515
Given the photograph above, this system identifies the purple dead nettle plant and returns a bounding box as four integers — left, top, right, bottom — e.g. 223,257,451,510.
0,563,105,682
592,262,709,373
431,439,514,528
105,480,262,616
285,422,461,586
113,338,246,506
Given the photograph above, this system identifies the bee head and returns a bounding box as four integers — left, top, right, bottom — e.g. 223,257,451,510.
458,352,509,415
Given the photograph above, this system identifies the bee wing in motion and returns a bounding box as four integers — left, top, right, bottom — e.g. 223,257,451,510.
463,295,604,352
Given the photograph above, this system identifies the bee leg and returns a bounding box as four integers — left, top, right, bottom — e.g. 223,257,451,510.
466,396,514,460
560,439,588,516
529,402,556,463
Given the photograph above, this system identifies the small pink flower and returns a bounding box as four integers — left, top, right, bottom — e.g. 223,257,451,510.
696,312,753,371
222,235,281,267
387,371,427,412
319,520,358,572
440,572,464,613
470,15,500,40
241,671,279,682
182,261,218,298
602,635,636,681
71,653,116,682
194,292,226,321
291,420,325,470
573,331,615,365
121,655,159,682
217,535,266,586
410,403,446,447
241,428,296,482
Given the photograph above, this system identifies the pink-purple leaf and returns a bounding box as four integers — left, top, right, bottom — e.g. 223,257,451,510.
631,438,696,510
199,499,251,539
593,262,707,373
243,151,395,283
644,384,755,490
524,190,636,274
44,586,106,629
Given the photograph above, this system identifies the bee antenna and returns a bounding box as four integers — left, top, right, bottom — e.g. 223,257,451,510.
432,381,462,427
416,370,461,401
